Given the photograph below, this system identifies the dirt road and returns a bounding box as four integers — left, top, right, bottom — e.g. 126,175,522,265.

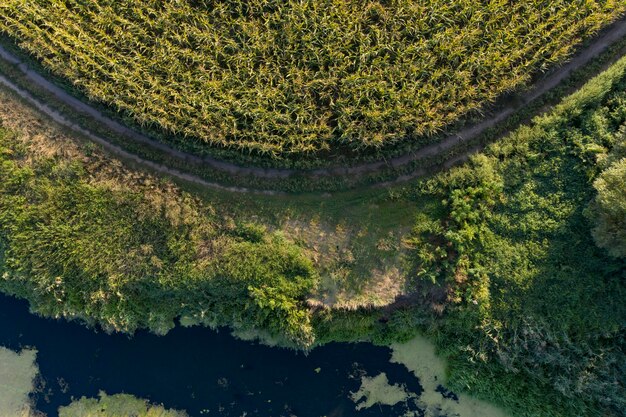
0,18,625,193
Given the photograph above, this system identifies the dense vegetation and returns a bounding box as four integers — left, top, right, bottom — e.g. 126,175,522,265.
311,55,626,417
402,56,626,416
0,126,318,346
588,146,626,258
0,1,624,164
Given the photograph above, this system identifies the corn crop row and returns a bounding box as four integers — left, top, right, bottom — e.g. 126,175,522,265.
0,0,624,160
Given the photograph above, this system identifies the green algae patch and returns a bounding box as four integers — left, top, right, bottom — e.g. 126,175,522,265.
350,372,414,410
0,346,39,417
59,392,188,417
391,336,509,417
230,327,285,348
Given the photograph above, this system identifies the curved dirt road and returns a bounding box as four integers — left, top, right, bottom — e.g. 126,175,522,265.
0,18,625,193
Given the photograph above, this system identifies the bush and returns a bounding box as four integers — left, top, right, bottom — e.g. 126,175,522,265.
589,157,626,258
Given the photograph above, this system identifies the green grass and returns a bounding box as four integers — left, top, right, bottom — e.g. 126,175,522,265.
0,123,319,346
0,1,624,166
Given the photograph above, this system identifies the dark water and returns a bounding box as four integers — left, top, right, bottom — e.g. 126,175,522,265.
0,294,432,417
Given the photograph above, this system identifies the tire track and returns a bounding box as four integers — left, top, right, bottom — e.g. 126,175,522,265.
0,18,625,193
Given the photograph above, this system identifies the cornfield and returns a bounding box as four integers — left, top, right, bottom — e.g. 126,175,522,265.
0,1,624,162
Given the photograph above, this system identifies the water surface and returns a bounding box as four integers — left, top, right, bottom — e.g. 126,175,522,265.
0,294,425,416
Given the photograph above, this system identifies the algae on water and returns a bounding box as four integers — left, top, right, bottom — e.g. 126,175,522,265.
0,346,39,417
350,372,415,410
390,336,510,417
59,392,188,417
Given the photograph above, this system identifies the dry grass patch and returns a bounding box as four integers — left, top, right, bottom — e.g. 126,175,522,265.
282,217,407,309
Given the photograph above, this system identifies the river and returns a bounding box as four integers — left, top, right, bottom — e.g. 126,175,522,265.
0,293,431,417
